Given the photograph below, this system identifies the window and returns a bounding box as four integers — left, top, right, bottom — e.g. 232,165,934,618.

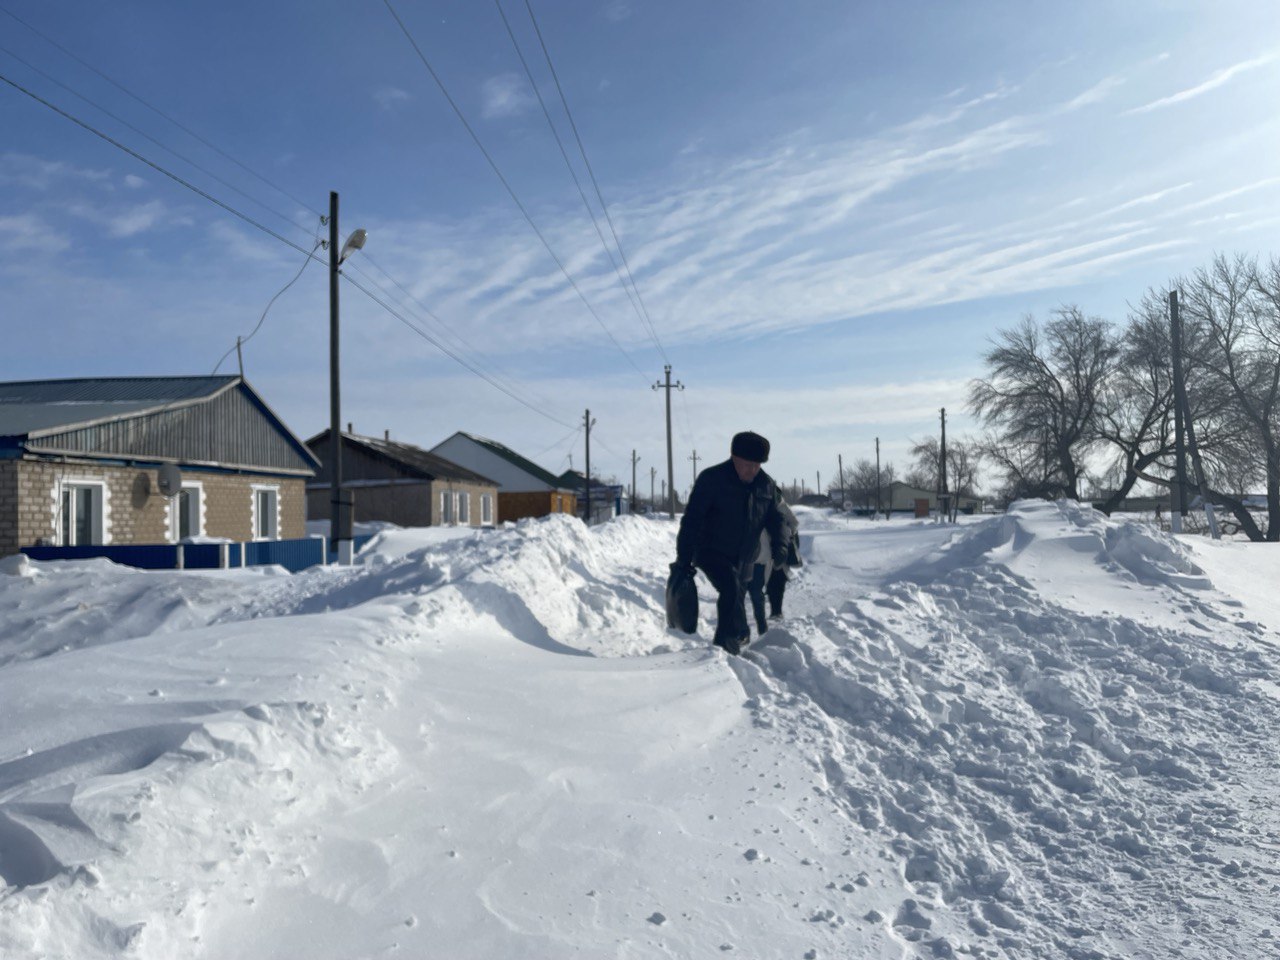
168,483,204,542
480,493,493,525
252,485,280,540
456,492,469,525
57,481,106,546
440,490,454,525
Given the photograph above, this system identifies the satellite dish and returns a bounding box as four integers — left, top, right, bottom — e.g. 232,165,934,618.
157,463,183,498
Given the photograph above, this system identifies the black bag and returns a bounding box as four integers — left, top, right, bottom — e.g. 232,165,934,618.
665,564,699,633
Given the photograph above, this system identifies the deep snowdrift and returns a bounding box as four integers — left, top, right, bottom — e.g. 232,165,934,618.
1,503,1277,959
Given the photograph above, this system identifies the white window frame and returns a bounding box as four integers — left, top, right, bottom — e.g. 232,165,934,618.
480,493,493,526
440,489,454,526
456,491,469,525
250,484,281,541
167,481,205,543
53,478,109,546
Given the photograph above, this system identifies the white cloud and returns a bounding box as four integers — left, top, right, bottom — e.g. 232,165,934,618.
480,73,534,120
0,153,111,190
1127,52,1278,114
1062,74,1125,111
373,86,411,112
123,174,147,190
0,214,71,254
106,200,169,238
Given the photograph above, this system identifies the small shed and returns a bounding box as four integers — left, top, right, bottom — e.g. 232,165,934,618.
429,431,577,523
0,376,318,557
305,429,499,528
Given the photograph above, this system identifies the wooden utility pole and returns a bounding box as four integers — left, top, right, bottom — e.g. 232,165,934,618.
689,449,701,486
630,450,641,514
649,466,656,512
875,437,882,519
652,365,684,518
838,454,845,510
939,407,950,523
583,409,595,526
816,471,821,498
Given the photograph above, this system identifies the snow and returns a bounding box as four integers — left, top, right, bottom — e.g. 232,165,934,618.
2,502,1278,958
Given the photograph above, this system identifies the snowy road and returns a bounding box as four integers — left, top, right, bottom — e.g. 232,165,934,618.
2,503,1278,959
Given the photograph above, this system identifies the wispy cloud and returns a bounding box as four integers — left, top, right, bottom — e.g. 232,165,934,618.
480,73,534,120
0,213,71,254
1127,52,1277,113
373,86,411,112
1062,74,1125,111
0,153,110,190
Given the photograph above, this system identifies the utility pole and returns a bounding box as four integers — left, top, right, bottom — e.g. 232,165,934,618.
939,407,950,523
838,454,845,511
1170,290,1188,534
583,409,595,526
649,466,656,512
816,471,821,498
875,437,882,520
326,193,366,561
689,449,701,486
652,365,684,518
630,450,641,514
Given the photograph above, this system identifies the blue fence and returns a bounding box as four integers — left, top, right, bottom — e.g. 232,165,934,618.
21,537,333,573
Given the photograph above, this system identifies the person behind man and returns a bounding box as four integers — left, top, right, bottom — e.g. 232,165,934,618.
748,497,800,634
672,431,787,655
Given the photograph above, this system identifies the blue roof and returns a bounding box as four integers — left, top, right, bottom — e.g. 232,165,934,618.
0,376,237,438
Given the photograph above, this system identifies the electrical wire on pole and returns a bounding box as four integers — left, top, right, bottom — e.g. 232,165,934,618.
382,0,651,383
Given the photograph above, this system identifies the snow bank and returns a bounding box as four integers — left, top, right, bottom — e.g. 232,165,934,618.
2,503,1278,959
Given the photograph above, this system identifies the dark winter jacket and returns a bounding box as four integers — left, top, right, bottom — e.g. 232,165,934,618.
676,459,787,574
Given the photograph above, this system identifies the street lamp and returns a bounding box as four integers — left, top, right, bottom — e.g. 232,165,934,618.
328,191,366,563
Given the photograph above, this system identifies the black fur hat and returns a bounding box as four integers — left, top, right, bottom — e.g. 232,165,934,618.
730,431,770,463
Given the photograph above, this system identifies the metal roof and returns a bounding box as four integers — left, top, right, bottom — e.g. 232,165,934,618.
0,376,238,437
449,431,570,490
307,430,499,486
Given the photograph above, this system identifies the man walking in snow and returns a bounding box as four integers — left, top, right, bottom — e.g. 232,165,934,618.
671,431,788,655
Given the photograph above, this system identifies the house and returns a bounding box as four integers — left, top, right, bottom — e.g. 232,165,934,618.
305,429,499,528
0,376,318,558
429,431,577,523
886,481,984,516
558,469,625,525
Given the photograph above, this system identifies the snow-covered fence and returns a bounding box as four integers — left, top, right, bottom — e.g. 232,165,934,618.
21,536,334,573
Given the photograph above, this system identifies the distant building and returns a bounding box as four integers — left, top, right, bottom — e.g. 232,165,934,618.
0,376,317,557
559,469,624,525
306,429,499,528
429,431,578,523
886,481,983,516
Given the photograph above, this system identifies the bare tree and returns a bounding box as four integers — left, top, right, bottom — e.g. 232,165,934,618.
1180,253,1280,540
969,307,1118,500
909,436,982,518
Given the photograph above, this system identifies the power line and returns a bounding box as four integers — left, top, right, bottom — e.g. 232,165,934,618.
212,233,323,375
3,69,576,429
342,271,577,429
492,0,653,356
522,0,668,364
382,0,650,382
0,3,321,218
351,252,564,416
0,44,317,244
0,69,318,258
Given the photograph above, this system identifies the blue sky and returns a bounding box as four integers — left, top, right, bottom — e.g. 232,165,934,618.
3,1,1279,498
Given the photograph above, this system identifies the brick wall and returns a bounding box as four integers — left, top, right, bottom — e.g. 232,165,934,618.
5,460,306,550
306,480,500,528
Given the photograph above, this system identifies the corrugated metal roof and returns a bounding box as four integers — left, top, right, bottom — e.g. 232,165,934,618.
0,377,237,437
452,431,568,489
308,430,499,485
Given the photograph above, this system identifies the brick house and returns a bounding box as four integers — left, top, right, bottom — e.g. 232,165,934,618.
0,376,318,558
429,431,577,523
305,429,499,528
